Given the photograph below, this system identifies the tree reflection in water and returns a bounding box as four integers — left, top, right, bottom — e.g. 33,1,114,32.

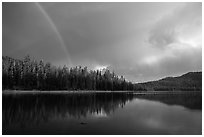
3,93,134,128
135,92,202,110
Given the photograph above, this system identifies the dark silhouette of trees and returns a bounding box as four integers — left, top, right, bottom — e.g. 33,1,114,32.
2,55,138,91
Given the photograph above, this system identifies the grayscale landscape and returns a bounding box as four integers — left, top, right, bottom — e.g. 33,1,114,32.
2,2,202,135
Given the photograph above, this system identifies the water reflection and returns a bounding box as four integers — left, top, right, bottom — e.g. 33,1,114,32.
3,93,133,129
135,92,202,110
2,92,202,135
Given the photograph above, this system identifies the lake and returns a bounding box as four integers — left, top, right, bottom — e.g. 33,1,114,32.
2,91,202,135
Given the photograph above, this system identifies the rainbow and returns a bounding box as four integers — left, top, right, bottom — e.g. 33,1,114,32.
35,2,73,67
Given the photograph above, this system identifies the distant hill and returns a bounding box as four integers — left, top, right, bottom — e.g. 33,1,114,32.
138,72,202,91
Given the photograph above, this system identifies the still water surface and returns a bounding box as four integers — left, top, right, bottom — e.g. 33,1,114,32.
2,91,202,135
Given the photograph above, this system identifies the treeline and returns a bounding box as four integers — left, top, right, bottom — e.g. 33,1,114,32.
2,55,143,91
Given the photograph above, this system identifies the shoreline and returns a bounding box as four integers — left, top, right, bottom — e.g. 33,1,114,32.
2,90,201,95
2,90,134,94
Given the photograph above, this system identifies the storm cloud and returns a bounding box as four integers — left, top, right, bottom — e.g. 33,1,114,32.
2,2,202,82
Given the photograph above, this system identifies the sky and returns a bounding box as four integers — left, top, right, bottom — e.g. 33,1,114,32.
2,2,202,83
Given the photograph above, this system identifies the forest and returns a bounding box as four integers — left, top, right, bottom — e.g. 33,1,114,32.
2,55,143,91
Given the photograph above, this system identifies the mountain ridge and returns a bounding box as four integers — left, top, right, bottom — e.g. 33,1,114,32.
138,72,202,91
